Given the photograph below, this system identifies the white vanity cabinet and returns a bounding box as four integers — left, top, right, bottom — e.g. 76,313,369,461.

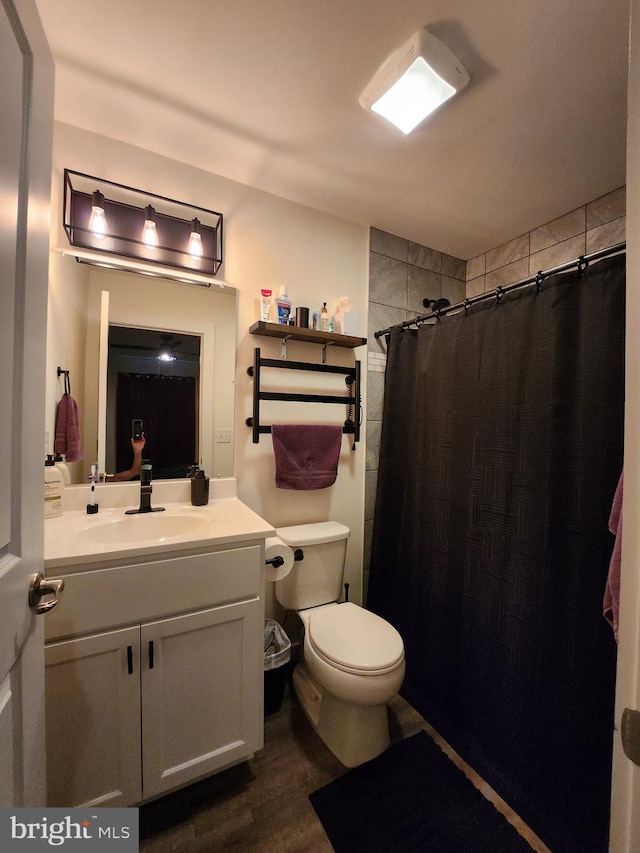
44,541,265,808
45,625,142,807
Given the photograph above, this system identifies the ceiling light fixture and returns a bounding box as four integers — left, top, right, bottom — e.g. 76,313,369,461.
359,28,469,135
63,170,223,276
156,346,177,362
156,334,179,362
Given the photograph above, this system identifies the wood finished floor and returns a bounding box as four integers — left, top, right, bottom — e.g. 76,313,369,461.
139,682,549,852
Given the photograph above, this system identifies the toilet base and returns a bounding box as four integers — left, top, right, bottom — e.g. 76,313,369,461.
292,664,391,768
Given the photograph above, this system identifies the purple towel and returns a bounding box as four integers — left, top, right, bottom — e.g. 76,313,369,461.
271,424,342,490
54,393,83,462
603,471,623,642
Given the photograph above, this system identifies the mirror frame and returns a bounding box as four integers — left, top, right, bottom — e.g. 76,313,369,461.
76,265,236,485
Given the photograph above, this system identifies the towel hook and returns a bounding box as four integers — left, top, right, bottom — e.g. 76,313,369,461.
57,366,70,395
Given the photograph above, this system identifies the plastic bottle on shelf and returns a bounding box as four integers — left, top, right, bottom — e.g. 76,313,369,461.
320,302,330,332
275,286,292,325
332,296,352,335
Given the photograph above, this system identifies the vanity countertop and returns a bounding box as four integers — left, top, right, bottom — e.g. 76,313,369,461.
44,496,275,571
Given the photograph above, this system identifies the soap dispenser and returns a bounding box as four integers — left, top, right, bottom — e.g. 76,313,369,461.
191,468,209,506
53,453,71,485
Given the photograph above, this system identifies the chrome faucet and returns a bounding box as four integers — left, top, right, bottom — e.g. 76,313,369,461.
125,462,165,515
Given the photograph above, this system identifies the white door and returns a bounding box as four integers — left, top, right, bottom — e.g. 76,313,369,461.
0,0,54,808
609,1,640,849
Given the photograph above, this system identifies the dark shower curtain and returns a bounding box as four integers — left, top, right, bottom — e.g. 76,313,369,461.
116,372,197,478
367,254,625,853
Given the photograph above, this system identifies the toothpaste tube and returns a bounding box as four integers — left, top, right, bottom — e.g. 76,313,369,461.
260,289,272,322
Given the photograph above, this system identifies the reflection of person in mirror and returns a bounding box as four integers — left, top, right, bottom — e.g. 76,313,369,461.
107,435,146,482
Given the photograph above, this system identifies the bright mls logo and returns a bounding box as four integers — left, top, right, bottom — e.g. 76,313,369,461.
0,808,138,850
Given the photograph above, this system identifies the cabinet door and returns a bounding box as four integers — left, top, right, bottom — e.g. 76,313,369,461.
45,626,142,807
141,599,263,800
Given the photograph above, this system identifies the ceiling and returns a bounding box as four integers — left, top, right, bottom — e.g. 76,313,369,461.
34,0,630,260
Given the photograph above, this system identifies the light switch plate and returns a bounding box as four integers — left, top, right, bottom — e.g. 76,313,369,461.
216,429,231,443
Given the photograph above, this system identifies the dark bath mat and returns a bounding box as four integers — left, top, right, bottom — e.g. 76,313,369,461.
309,730,533,853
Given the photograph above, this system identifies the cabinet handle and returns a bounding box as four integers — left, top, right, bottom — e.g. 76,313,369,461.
149,640,154,669
127,645,134,675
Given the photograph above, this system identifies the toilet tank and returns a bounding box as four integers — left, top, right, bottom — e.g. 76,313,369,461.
274,521,350,610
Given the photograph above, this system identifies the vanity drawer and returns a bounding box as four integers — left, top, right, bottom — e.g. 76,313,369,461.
45,544,261,641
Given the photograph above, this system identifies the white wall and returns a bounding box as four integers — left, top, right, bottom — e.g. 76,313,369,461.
47,121,370,609
46,248,90,485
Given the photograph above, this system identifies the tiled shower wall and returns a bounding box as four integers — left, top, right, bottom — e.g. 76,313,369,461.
364,186,626,601
365,230,467,599
466,186,626,295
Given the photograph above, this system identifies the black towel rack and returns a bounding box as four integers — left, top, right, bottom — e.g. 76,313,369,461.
246,347,361,444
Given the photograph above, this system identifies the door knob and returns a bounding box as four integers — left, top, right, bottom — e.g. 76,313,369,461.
28,572,65,615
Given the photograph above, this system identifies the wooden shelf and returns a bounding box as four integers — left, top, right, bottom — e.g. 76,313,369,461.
249,321,366,349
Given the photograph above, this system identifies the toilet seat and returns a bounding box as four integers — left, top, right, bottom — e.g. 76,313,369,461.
306,602,404,676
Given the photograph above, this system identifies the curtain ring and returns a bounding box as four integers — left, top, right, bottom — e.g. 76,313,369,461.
535,271,544,294
495,286,504,304
577,256,588,277
464,298,471,314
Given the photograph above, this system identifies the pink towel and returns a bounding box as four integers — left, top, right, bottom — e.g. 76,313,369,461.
603,471,623,642
272,424,342,490
54,393,83,462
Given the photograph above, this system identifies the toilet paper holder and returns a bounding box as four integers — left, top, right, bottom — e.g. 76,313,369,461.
265,548,303,568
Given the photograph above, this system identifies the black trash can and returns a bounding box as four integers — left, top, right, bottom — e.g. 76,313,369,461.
263,618,291,717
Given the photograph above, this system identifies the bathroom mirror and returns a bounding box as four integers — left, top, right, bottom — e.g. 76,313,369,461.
106,326,201,479
48,255,237,485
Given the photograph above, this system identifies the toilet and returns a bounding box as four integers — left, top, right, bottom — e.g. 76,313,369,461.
274,521,405,767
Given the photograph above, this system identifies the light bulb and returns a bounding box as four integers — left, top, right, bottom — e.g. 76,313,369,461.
188,218,203,258
142,205,158,248
89,190,107,238
371,57,456,135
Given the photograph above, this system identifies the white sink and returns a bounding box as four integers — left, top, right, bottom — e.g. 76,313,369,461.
75,512,212,546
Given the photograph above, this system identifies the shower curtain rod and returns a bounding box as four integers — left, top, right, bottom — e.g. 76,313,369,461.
373,241,626,339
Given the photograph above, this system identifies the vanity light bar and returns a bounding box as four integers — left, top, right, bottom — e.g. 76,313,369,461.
63,169,223,276
52,247,233,289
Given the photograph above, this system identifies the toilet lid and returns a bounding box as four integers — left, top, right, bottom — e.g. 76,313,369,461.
307,602,404,674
